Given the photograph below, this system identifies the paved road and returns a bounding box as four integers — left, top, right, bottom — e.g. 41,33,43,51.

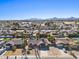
0,56,79,59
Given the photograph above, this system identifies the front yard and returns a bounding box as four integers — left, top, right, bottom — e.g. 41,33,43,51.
4,49,22,56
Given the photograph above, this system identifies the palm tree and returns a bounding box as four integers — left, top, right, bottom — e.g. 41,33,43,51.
36,32,40,40
12,22,20,30
22,31,28,47
22,30,32,55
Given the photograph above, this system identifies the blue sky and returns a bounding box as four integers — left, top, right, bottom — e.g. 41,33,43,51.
0,0,79,20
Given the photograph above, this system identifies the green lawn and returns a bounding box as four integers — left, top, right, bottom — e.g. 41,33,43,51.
3,38,12,42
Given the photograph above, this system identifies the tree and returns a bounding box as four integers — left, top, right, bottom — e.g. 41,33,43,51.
47,35,55,42
68,33,79,38
47,35,56,46
12,22,20,30
74,40,79,45
36,32,40,40
12,45,16,52
22,31,28,47
52,24,58,30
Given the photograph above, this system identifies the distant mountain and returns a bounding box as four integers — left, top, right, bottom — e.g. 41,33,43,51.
0,17,79,21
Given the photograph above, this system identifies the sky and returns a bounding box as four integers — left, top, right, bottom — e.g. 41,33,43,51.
0,0,79,20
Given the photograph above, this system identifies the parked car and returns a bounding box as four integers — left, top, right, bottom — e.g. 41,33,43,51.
0,48,6,55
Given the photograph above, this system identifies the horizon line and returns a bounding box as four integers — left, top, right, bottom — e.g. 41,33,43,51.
0,17,79,20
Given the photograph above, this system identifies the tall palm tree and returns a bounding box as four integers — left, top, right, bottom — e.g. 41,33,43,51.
22,31,28,47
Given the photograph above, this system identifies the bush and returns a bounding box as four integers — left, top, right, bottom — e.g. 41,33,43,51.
68,33,79,38
12,46,16,52
74,40,79,44
27,50,30,54
47,35,55,42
